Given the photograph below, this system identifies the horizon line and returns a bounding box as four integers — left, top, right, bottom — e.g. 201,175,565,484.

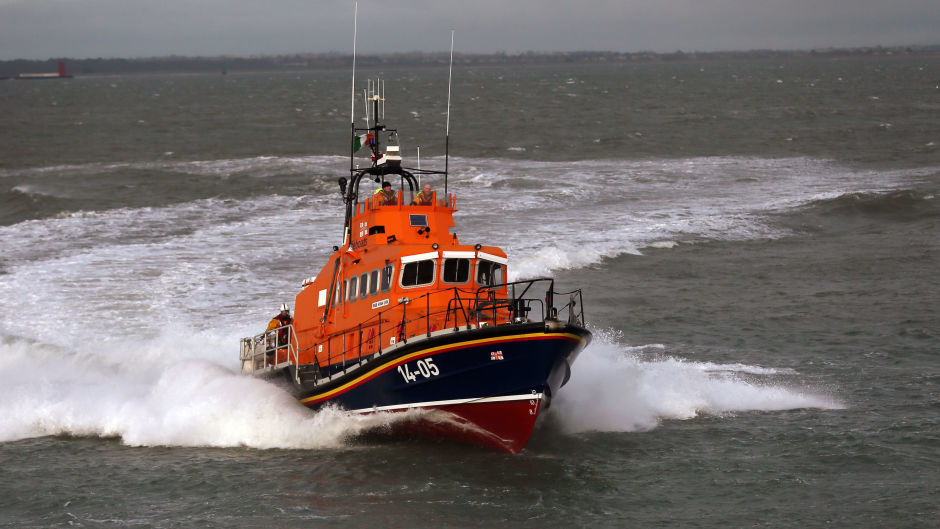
3,43,939,63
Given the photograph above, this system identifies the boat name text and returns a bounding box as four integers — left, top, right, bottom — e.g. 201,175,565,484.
397,357,440,384
372,298,390,309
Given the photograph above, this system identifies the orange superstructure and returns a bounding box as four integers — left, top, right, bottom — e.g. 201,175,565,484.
291,188,511,371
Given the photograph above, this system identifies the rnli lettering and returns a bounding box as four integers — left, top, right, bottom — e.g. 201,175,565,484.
371,298,390,310
396,357,440,383
351,239,367,250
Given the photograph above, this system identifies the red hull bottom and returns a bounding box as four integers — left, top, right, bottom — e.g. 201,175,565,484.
375,397,544,453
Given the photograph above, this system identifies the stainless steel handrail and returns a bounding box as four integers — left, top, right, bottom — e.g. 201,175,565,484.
241,278,586,382
239,324,299,376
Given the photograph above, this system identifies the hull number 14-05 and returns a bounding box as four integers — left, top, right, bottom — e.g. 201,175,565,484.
397,357,440,383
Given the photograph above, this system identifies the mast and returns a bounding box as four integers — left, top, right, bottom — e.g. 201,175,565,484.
341,18,451,234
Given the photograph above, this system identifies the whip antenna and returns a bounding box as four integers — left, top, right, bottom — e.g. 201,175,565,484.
350,2,358,125
349,1,358,183
362,89,369,126
445,30,454,194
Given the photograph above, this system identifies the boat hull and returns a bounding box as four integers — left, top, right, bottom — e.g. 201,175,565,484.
291,322,590,452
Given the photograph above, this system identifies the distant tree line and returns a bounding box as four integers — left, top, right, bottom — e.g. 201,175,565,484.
2,45,937,77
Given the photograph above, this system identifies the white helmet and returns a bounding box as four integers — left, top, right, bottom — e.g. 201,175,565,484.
279,303,290,312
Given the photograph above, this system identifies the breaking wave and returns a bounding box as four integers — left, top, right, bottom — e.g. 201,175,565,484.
0,334,429,449
0,328,843,448
797,189,938,221
550,330,843,433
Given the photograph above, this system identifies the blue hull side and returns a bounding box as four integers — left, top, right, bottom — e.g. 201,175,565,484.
298,324,590,412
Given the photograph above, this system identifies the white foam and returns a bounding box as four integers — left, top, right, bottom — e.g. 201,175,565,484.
0,327,840,447
10,184,66,199
445,156,935,279
0,335,423,448
647,241,678,249
550,331,843,433
0,154,347,180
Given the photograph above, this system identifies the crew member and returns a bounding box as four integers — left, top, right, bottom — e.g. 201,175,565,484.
266,303,293,354
412,184,434,206
374,181,396,206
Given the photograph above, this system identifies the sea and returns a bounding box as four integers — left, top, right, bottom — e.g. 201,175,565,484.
1,56,938,527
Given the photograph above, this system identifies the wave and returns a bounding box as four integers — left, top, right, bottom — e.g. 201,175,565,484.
0,329,843,448
0,333,424,449
795,189,939,222
0,194,336,269
548,330,843,433
0,155,349,180
0,155,348,226
0,187,75,227
3,154,936,285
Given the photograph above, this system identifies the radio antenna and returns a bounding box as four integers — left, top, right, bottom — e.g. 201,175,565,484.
362,89,369,126
444,30,454,194
350,2,358,126
349,2,358,180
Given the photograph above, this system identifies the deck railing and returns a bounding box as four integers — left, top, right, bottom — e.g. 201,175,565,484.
239,324,299,374
359,191,456,213
240,278,586,384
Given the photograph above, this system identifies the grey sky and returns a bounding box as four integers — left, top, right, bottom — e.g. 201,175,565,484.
1,0,937,60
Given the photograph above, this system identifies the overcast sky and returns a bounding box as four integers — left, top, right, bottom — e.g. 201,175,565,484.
1,0,938,60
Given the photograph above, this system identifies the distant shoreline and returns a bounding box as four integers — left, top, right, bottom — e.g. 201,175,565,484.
2,45,938,77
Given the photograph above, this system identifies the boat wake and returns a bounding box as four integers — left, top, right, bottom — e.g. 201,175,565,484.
0,328,842,448
0,334,422,449
548,329,844,434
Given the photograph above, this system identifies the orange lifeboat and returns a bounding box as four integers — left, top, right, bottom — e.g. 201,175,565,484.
239,81,591,453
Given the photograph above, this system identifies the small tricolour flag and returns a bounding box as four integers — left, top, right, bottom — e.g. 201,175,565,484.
353,133,374,152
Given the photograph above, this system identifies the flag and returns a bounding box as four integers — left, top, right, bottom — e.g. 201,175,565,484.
353,133,374,152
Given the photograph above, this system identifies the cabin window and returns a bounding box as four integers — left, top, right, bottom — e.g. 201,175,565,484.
359,272,368,299
335,280,343,306
369,269,379,296
477,260,504,286
442,258,471,284
348,276,358,302
381,264,394,292
409,214,428,227
401,259,435,288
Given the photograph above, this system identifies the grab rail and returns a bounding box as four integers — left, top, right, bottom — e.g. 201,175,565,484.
240,278,586,384
239,323,299,375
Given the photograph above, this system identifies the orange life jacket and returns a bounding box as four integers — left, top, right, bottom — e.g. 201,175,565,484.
414,191,433,206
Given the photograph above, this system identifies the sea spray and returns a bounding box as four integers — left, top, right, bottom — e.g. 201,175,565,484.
549,329,844,434
0,335,424,448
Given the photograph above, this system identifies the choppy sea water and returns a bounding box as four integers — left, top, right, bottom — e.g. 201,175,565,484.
1,57,938,527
